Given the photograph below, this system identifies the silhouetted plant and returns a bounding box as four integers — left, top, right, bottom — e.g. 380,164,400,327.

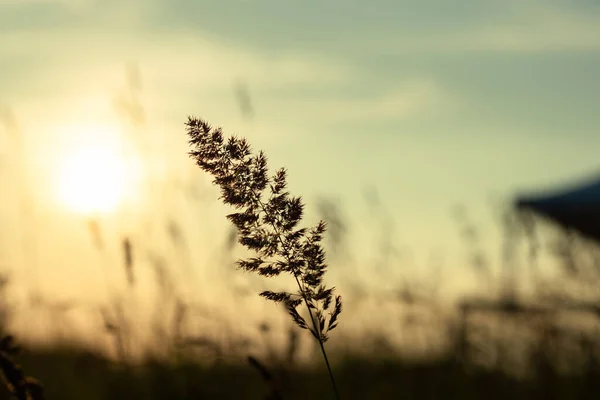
247,355,284,400
0,335,44,400
186,117,342,399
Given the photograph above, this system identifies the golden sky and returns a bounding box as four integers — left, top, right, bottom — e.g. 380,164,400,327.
1,0,600,347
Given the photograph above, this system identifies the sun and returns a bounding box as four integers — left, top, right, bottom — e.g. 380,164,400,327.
56,124,138,215
58,146,126,214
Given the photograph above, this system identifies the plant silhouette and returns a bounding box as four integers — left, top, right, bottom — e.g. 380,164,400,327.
186,117,342,399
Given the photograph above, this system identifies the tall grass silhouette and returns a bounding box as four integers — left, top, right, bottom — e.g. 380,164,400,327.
186,117,343,399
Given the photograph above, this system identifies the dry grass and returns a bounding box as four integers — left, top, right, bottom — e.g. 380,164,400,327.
186,117,343,399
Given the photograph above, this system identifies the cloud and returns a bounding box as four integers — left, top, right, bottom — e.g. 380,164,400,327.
0,26,355,100
0,1,449,127
265,79,448,123
367,3,600,54
359,80,445,120
140,32,355,90
450,7,600,53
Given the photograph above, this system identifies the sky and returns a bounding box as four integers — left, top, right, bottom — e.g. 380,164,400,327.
1,0,600,347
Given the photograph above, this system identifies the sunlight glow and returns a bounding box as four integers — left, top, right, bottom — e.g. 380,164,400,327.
56,124,139,215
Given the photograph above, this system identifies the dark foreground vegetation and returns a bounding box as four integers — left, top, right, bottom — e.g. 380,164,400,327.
0,333,598,400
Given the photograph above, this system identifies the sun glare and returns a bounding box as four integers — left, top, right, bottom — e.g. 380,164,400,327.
56,124,139,215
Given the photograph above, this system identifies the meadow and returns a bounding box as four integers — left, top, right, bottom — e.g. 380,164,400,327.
1,72,600,400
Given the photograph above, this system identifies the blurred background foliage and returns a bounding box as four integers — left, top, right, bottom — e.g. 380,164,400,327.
1,66,600,399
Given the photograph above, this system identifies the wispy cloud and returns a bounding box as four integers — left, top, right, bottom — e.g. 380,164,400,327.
0,26,355,98
269,79,448,123
367,3,600,54
0,0,471,128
